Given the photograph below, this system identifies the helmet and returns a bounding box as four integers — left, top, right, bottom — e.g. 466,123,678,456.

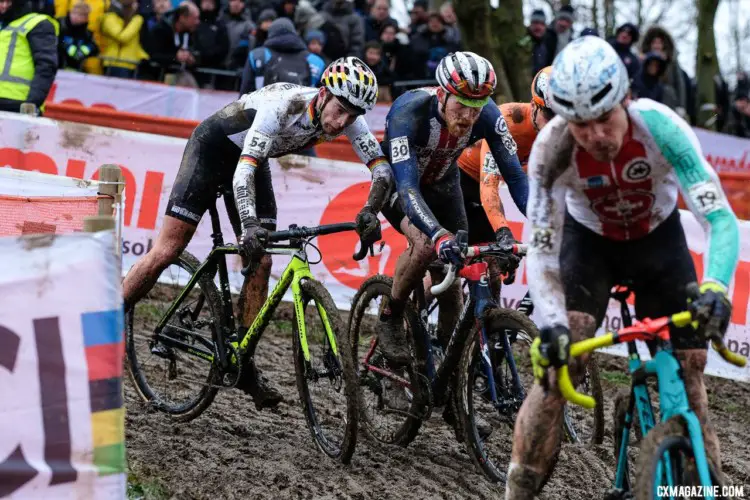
435,51,496,108
321,57,378,113
548,36,630,122
531,66,553,109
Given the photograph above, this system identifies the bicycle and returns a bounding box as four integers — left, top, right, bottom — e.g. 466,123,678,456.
126,186,370,463
556,284,746,500
348,230,603,483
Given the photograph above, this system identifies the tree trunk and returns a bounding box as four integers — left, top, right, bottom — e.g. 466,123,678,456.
637,0,644,29
591,0,599,33
603,0,615,38
695,0,720,129
455,0,531,103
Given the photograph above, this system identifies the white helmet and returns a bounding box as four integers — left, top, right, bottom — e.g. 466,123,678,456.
548,36,630,122
321,57,378,113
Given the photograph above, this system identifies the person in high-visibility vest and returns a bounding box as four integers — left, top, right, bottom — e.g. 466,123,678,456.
0,0,59,113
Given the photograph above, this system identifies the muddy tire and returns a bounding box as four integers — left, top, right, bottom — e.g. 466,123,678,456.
348,275,427,446
456,307,538,483
563,354,605,445
126,251,222,422
634,416,724,500
293,279,358,464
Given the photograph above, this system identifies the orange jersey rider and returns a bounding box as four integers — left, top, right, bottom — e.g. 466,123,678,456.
457,67,555,239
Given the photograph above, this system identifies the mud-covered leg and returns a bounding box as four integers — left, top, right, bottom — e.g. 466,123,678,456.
506,311,596,499
237,254,272,356
674,348,721,472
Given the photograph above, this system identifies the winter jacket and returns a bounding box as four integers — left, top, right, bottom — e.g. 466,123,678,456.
640,26,688,115
320,1,363,57
632,52,677,106
240,18,324,93
410,25,459,79
380,37,413,80
0,4,58,112
146,13,197,69
364,14,397,42
100,6,149,70
295,3,347,61
528,26,555,74
608,37,640,81
195,6,229,69
54,0,109,74
57,14,99,71
221,9,254,68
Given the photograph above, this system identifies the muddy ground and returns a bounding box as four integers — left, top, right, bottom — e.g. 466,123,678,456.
125,303,750,500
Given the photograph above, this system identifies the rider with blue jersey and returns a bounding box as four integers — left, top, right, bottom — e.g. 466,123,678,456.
373,51,529,366
507,37,739,498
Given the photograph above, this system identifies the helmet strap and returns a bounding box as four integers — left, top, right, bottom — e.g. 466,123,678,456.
531,103,541,132
315,91,332,126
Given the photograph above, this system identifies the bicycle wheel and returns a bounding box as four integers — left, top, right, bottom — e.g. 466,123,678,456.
293,279,358,463
635,417,724,500
126,251,222,421
348,275,427,446
562,353,605,445
456,308,539,483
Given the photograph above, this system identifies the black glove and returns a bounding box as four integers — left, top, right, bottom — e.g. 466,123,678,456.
239,217,268,265
539,325,571,368
689,282,732,341
494,226,521,285
435,233,463,267
355,206,381,245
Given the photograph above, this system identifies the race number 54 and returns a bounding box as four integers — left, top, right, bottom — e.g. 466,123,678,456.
0,318,76,496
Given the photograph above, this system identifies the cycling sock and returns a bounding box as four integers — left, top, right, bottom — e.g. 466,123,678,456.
505,462,544,500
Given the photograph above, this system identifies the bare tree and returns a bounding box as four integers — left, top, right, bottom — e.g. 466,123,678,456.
603,0,615,38
455,0,531,102
695,0,720,128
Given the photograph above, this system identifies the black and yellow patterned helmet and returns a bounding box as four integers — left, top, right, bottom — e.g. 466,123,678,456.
321,56,378,112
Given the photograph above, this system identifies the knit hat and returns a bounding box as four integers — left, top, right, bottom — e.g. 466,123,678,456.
616,22,640,43
258,8,277,23
304,29,326,45
530,9,546,24
580,27,599,37
556,5,574,23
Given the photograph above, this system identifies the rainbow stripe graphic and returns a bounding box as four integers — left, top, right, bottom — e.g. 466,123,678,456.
82,310,125,476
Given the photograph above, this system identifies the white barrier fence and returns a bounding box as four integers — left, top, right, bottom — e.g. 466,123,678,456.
0,232,125,499
0,112,748,382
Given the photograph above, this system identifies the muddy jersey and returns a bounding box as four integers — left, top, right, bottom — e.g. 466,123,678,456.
224,83,389,224
526,98,740,328
382,87,528,241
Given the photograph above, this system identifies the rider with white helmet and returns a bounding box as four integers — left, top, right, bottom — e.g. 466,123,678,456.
122,56,391,410
505,36,739,499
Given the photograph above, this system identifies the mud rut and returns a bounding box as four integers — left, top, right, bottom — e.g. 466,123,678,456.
125,304,750,500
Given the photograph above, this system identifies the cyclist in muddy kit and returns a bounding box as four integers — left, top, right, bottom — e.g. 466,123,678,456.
376,51,529,368
123,57,392,410
506,37,739,499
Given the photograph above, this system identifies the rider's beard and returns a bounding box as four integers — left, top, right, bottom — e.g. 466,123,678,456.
447,120,472,138
587,140,619,162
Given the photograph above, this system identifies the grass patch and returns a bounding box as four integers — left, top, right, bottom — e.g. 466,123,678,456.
600,370,630,386
272,319,294,336
127,473,168,500
137,302,164,323
719,401,743,414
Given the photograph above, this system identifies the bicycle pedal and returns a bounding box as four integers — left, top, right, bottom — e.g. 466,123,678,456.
150,343,174,360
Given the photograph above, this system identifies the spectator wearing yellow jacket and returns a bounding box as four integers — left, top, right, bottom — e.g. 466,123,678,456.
55,0,109,74
101,0,148,77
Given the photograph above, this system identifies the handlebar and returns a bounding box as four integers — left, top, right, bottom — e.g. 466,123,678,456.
429,242,528,296
557,310,747,409
241,222,377,276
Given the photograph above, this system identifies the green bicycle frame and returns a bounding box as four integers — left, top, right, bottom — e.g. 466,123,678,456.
237,253,339,363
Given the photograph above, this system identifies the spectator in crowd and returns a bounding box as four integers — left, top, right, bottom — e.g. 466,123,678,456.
410,11,458,79
632,51,677,106
730,92,750,138
609,23,640,80
305,29,326,61
552,4,574,56
247,0,270,21
439,1,459,45
276,0,297,20
363,39,391,87
145,0,171,32
101,0,149,78
295,3,347,61
526,9,554,74
28,0,54,16
147,1,201,85
735,71,749,98
0,0,58,113
408,0,428,34
379,20,411,80
58,2,98,71
714,72,730,132
221,0,254,69
364,0,395,42
239,17,324,93
580,27,598,37
641,26,688,118
194,0,229,86
254,8,276,47
320,0,364,60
